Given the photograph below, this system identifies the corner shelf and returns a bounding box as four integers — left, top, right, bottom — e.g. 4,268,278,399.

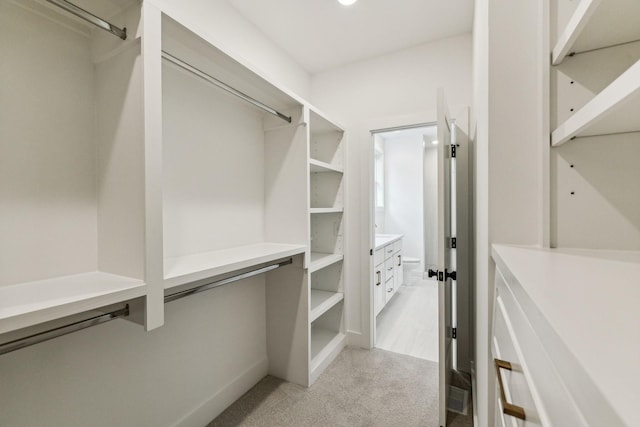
309,159,344,174
552,0,640,65
164,243,306,289
0,272,145,335
310,290,344,322
309,252,344,273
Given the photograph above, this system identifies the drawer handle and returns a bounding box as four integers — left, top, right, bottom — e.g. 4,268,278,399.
387,267,393,271
376,271,381,286
494,358,526,420
397,254,402,267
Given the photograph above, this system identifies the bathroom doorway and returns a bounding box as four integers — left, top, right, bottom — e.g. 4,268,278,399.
371,124,440,362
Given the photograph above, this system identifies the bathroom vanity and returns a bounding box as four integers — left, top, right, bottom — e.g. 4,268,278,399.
373,234,403,316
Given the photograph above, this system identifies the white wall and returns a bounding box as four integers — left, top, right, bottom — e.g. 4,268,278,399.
472,0,547,426
382,137,424,263
311,34,472,351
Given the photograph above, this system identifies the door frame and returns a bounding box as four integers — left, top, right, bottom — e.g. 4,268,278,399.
359,107,472,373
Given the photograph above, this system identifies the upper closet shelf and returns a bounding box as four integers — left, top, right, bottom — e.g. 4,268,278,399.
309,252,343,273
551,59,640,145
164,243,306,289
309,159,344,174
552,0,640,65
0,272,145,335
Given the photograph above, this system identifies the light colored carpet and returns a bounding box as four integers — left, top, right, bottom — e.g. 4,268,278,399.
209,347,472,427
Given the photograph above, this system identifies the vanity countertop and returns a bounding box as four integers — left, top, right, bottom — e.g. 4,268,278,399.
374,234,403,250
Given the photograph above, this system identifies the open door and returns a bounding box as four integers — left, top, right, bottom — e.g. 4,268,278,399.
437,88,454,427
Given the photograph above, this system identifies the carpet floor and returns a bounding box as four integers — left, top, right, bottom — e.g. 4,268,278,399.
209,347,472,427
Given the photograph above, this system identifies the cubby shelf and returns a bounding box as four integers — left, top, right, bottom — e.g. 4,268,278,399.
0,272,145,335
310,327,346,374
309,208,344,214
551,60,640,145
552,0,640,65
164,243,306,289
309,159,344,174
309,252,344,273
310,290,344,322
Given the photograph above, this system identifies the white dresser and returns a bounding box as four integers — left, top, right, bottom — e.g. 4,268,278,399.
491,245,639,427
373,234,403,316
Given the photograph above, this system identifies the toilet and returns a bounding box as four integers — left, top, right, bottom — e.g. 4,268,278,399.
402,257,421,283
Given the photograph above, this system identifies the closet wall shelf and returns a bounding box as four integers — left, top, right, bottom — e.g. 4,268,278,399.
309,159,344,174
310,290,344,323
552,0,640,65
309,208,344,214
551,59,640,145
310,328,346,373
163,243,306,289
309,252,343,273
0,272,145,335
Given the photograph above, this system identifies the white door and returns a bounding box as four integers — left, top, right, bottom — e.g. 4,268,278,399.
437,88,454,427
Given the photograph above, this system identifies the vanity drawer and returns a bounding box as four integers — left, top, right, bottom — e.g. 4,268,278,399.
374,248,384,266
384,244,394,258
384,258,395,283
392,239,402,254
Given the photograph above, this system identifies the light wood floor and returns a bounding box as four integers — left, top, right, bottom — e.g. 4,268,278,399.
375,271,439,362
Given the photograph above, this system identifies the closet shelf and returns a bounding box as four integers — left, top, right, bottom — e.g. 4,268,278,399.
552,0,640,65
163,243,306,289
310,290,344,323
310,327,346,372
309,252,344,273
0,272,145,335
309,208,344,214
551,59,640,145
309,159,344,174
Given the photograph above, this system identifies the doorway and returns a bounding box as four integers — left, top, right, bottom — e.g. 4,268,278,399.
371,124,440,362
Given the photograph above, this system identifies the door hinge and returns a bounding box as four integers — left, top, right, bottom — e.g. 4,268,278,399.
452,327,457,339
451,237,457,248
445,269,457,281
370,249,373,256
450,145,457,158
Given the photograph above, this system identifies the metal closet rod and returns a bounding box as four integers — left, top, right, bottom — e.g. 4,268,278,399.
0,305,129,356
165,258,294,303
46,0,127,40
162,51,292,124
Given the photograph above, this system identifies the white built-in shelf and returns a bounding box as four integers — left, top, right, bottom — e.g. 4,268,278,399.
309,159,343,174
309,252,344,273
553,0,640,65
309,207,344,214
310,290,344,323
0,272,146,335
310,327,345,370
164,243,306,289
551,59,640,145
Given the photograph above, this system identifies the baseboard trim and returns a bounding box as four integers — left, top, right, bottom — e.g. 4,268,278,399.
346,330,362,347
173,357,268,427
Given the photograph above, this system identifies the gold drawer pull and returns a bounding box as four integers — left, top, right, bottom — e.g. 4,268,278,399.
494,358,526,420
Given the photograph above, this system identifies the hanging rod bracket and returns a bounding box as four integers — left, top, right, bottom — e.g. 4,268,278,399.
45,0,127,40
165,258,294,303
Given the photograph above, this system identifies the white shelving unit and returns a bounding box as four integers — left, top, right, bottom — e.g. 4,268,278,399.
0,0,156,334
306,108,346,384
551,0,640,146
550,0,640,249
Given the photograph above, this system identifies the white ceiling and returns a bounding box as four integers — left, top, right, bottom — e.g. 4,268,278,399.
226,0,474,73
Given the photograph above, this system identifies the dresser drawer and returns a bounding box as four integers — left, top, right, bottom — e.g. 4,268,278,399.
492,289,540,427
384,258,395,283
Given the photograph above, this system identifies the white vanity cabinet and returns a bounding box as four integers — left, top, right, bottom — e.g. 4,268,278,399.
373,235,404,314
492,245,640,427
